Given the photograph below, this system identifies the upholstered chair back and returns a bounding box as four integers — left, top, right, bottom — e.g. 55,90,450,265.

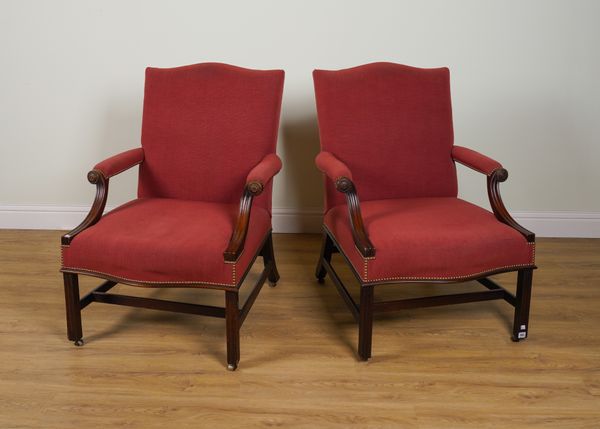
138,63,284,212
313,62,458,210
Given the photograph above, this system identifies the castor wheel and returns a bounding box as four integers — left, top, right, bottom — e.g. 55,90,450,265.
74,339,84,347
512,328,527,342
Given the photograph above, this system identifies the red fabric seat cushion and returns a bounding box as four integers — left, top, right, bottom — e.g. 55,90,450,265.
62,198,271,287
324,198,535,283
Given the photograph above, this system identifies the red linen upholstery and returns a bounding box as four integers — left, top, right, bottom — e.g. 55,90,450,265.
94,148,144,178
314,63,457,211
63,63,284,285
62,199,271,287
247,153,282,186
138,63,284,212
60,63,284,371
324,198,535,283
315,151,353,182
452,146,502,176
313,62,535,360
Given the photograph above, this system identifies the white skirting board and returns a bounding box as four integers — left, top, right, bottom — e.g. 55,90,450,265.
0,205,599,238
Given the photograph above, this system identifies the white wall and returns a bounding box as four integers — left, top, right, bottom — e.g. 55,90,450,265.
1,0,599,236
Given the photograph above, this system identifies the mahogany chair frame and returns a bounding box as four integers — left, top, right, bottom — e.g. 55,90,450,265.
315,168,536,361
62,169,279,371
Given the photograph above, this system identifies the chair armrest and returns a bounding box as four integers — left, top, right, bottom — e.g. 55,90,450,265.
223,154,282,262
61,148,144,246
315,152,375,258
94,147,144,179
61,169,108,245
452,146,502,176
453,146,534,242
245,153,282,194
487,168,535,242
315,151,353,183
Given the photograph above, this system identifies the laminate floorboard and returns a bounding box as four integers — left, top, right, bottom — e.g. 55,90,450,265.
1,231,599,428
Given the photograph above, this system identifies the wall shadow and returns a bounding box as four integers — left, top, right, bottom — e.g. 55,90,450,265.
98,95,143,207
279,115,324,212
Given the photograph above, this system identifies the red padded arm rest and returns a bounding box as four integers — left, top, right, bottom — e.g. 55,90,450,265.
315,151,353,181
94,148,144,178
246,153,282,187
452,146,502,176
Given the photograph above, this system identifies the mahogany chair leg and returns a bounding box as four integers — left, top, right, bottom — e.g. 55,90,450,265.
63,272,84,346
225,290,240,371
512,268,533,342
315,232,334,283
262,232,280,287
358,285,374,361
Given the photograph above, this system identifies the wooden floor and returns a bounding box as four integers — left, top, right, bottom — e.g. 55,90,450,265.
1,231,599,428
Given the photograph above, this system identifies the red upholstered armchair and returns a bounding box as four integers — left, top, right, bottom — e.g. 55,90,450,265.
61,63,284,370
313,63,536,361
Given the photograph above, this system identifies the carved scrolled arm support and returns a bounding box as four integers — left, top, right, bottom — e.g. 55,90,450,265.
61,169,109,245
335,177,353,193
246,180,264,196
224,152,281,262
487,168,535,242
335,176,376,258
223,181,265,262
315,151,374,257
